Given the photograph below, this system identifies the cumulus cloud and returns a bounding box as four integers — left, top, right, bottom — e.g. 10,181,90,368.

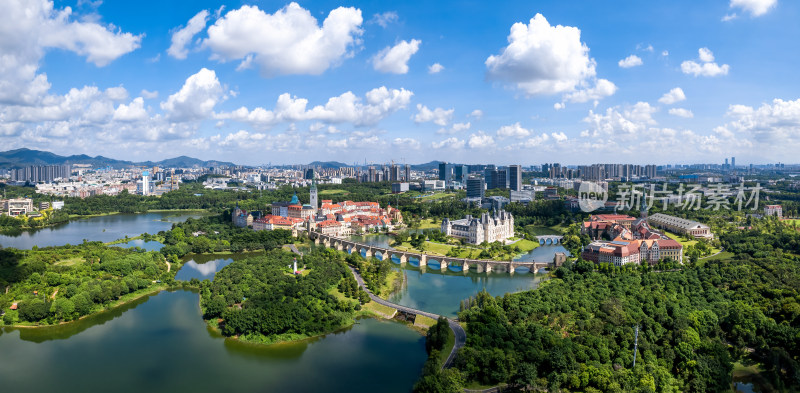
392,137,421,149
372,39,421,74
496,122,531,139
370,11,398,27
161,68,224,121
0,0,141,105
469,109,484,119
413,104,453,126
437,122,471,135
468,132,495,149
168,10,209,59
562,79,617,104
719,98,800,143
485,13,597,96
681,48,729,77
113,97,148,121
668,108,694,118
550,131,568,142
432,137,465,149
203,3,363,76
428,63,444,74
216,86,413,128
583,102,658,136
729,0,777,17
618,54,643,68
658,87,686,105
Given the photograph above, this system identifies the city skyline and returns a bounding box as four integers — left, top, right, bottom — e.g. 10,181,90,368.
1,1,799,165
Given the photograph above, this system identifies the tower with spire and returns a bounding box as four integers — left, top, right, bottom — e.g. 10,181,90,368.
309,180,318,212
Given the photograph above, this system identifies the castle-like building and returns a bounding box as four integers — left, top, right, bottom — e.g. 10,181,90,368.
441,210,514,245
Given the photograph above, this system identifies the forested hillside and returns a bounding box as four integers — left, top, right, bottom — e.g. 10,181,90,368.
454,252,800,392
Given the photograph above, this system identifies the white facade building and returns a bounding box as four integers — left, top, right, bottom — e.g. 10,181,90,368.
441,210,515,244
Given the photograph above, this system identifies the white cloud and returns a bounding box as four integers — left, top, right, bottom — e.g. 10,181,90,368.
113,97,148,121
428,63,444,74
681,48,729,77
370,11,398,28
668,108,694,118
168,10,209,59
521,133,550,147
392,137,421,149
720,98,800,143
432,137,465,149
203,3,363,76
496,122,531,138
730,0,777,17
563,79,617,104
469,109,484,119
437,122,471,135
216,86,413,128
551,132,568,142
658,87,686,105
0,0,141,105
485,13,596,96
468,132,495,149
618,54,643,68
722,13,738,21
372,39,421,74
141,89,159,99
583,102,657,135
105,86,129,101
698,48,715,63
161,68,224,121
413,104,454,126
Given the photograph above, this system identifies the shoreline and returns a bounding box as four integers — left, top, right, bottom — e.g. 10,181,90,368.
5,284,168,329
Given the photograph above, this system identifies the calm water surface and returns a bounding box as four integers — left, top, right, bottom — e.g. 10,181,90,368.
174,252,264,281
0,290,427,393
0,212,204,249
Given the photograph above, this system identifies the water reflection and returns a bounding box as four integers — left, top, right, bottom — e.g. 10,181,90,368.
175,252,264,281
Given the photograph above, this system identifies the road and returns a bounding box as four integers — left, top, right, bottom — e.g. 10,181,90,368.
346,266,466,369
287,243,467,369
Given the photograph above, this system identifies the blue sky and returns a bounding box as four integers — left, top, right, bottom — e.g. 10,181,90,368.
2,0,798,166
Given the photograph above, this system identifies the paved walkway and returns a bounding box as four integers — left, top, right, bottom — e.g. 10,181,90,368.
346,266,466,369
288,243,466,369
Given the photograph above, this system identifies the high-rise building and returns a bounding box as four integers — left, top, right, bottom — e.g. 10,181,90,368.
304,168,315,180
141,171,150,196
508,165,522,191
496,169,508,189
484,165,496,189
454,165,467,185
724,158,729,171
368,166,376,182
390,164,401,182
466,178,485,199
404,164,411,181
731,157,736,170
438,162,453,182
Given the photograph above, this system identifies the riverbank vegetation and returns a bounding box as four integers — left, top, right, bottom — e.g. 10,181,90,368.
157,215,293,257
413,317,462,393
198,248,375,345
0,243,172,326
447,242,799,392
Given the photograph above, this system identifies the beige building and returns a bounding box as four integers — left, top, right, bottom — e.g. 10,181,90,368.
647,213,713,239
6,198,34,216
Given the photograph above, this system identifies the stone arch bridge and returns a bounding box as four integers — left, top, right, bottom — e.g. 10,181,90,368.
308,232,551,274
537,235,563,245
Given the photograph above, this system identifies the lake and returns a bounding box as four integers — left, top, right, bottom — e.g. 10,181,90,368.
0,290,427,393
0,212,205,249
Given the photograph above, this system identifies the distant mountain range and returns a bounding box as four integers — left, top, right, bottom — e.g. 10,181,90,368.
0,148,236,169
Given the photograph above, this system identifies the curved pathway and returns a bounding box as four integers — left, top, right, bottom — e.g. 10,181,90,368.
289,244,466,369
346,266,466,369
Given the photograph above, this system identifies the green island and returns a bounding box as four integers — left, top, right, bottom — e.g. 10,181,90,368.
0,243,173,326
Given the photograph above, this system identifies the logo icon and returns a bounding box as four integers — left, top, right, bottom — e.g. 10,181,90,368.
578,181,607,212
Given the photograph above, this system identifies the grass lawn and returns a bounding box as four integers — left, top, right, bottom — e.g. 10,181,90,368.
418,192,455,202
513,239,539,252
701,251,734,261
54,257,86,266
374,269,402,298
414,315,437,329
362,301,397,318
664,231,720,254
416,218,441,230
319,189,350,196
525,225,564,236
